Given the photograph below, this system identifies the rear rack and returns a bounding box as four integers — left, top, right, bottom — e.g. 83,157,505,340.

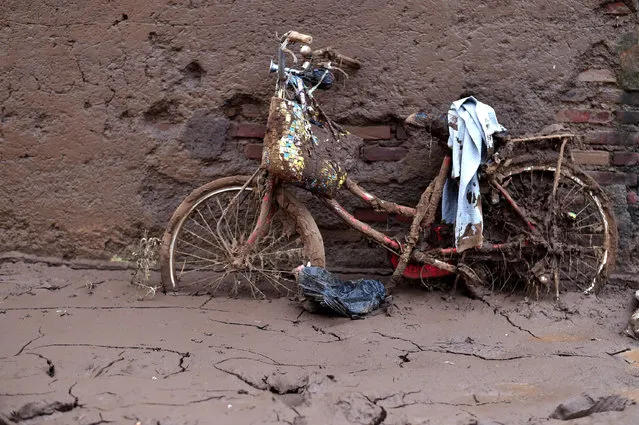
508,133,575,143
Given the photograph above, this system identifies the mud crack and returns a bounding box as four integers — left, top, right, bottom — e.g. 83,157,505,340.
470,296,540,339
373,332,424,351
312,325,343,342
15,327,44,355
29,343,190,378
213,358,312,395
209,317,272,330
0,391,54,397
92,352,125,378
364,389,513,412
438,348,529,361
367,390,422,409
120,395,226,408
361,394,388,425
25,352,56,377
164,351,191,379
495,309,539,339
213,358,278,392
373,333,528,362
31,342,189,357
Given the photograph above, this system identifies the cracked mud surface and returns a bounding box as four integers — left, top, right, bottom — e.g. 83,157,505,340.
1,261,639,425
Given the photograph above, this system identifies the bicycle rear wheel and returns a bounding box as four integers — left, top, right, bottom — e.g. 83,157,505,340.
159,175,325,297
481,163,616,294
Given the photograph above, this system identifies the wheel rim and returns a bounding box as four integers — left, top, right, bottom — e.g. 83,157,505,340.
168,185,307,297
485,166,611,294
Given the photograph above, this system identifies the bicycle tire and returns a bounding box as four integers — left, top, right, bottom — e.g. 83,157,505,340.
159,175,325,297
479,161,617,295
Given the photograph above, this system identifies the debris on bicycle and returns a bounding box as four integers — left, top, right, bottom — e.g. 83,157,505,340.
442,96,506,252
404,111,449,141
296,265,387,318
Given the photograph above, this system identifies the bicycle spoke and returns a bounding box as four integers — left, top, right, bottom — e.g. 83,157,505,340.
181,224,227,254
560,185,586,210
572,210,599,228
175,236,223,259
191,208,229,252
214,199,234,246
175,249,225,264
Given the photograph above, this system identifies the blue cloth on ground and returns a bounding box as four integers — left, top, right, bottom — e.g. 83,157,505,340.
442,97,505,252
297,266,386,318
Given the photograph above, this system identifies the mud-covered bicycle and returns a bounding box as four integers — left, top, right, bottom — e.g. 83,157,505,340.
159,31,617,299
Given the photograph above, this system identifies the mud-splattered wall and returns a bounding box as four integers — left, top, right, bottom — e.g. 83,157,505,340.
1,1,638,275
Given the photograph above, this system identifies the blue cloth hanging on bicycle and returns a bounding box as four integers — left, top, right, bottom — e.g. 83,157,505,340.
296,266,386,318
442,97,505,252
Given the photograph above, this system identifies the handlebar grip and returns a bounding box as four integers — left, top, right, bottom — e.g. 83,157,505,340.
284,31,313,44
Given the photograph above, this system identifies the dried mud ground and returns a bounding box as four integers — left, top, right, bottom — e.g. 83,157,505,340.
1,261,639,425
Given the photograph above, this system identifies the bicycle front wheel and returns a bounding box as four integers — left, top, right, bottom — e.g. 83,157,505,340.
160,175,325,297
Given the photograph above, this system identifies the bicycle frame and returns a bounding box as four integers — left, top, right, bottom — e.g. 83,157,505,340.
244,32,576,280
159,29,616,301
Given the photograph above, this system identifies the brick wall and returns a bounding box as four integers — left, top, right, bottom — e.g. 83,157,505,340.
2,0,638,270
552,1,639,271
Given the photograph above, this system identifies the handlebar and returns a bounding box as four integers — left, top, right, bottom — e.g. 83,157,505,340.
274,31,362,88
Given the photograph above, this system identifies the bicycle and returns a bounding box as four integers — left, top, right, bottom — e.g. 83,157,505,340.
159,30,617,299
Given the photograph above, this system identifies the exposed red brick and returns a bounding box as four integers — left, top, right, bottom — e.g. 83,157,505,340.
576,69,616,83
353,208,389,222
556,109,613,124
603,2,632,14
243,143,263,159
628,191,639,205
599,88,623,104
613,152,639,166
587,171,637,186
346,125,392,140
585,131,639,145
617,111,639,125
230,122,266,138
362,146,408,161
571,150,610,165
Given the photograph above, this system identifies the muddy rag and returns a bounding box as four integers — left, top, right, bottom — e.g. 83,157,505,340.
296,266,386,318
442,97,505,251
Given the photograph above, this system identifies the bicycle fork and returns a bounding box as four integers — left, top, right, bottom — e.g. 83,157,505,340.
228,173,277,269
